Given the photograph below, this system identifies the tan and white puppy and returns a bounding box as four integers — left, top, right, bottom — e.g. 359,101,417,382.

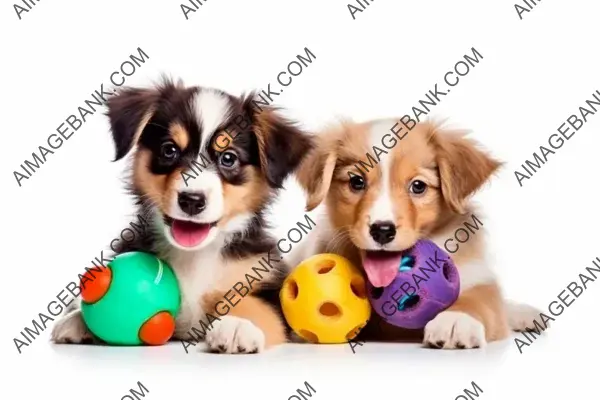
295,119,540,349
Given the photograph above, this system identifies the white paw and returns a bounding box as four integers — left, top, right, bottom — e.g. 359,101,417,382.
205,316,265,354
424,311,486,349
506,302,544,332
51,310,94,344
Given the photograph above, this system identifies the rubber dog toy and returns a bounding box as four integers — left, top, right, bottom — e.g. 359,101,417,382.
280,253,371,344
80,251,181,345
366,240,460,329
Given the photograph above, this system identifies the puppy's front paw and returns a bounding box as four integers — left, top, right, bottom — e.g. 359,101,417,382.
51,310,94,344
205,316,265,354
506,302,544,332
424,311,486,349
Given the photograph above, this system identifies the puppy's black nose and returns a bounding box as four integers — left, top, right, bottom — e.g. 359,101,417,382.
178,192,206,216
369,221,396,245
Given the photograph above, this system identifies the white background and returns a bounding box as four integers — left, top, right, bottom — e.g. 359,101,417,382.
1,0,599,398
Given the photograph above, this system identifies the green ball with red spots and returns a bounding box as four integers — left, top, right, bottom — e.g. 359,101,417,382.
80,252,181,345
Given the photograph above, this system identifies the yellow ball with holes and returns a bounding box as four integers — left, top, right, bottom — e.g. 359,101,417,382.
280,253,372,344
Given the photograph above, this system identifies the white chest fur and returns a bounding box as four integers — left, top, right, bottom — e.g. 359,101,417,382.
158,242,225,337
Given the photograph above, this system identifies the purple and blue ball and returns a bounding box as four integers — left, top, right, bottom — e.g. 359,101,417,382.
367,240,460,329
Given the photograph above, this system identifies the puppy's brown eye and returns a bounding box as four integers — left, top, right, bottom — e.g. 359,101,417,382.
160,141,180,162
349,174,366,191
220,151,238,169
410,180,427,195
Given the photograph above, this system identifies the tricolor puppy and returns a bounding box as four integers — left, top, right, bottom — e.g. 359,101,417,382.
296,119,540,349
51,78,312,354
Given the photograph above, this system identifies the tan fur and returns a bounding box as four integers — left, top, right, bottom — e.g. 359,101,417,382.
298,121,372,211
445,283,510,341
133,150,183,214
226,295,287,347
131,116,194,217
213,130,233,152
297,119,517,347
202,287,287,348
170,122,190,150
214,255,274,291
220,167,271,228
200,254,287,348
430,210,486,266
133,150,169,209
428,124,503,214
253,110,280,174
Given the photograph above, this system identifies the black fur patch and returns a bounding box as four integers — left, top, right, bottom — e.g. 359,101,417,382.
241,95,314,188
222,213,274,259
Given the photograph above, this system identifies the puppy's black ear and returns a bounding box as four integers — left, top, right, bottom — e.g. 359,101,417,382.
242,95,313,188
106,87,157,161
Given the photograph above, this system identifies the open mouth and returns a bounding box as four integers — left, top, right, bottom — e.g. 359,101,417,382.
362,250,407,288
165,216,218,248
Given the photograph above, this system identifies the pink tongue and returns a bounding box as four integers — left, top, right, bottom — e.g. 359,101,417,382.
363,252,404,287
171,220,211,247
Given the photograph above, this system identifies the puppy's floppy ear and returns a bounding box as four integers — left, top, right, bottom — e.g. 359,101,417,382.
432,126,503,214
296,144,337,212
242,94,313,188
295,125,340,212
106,87,157,161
